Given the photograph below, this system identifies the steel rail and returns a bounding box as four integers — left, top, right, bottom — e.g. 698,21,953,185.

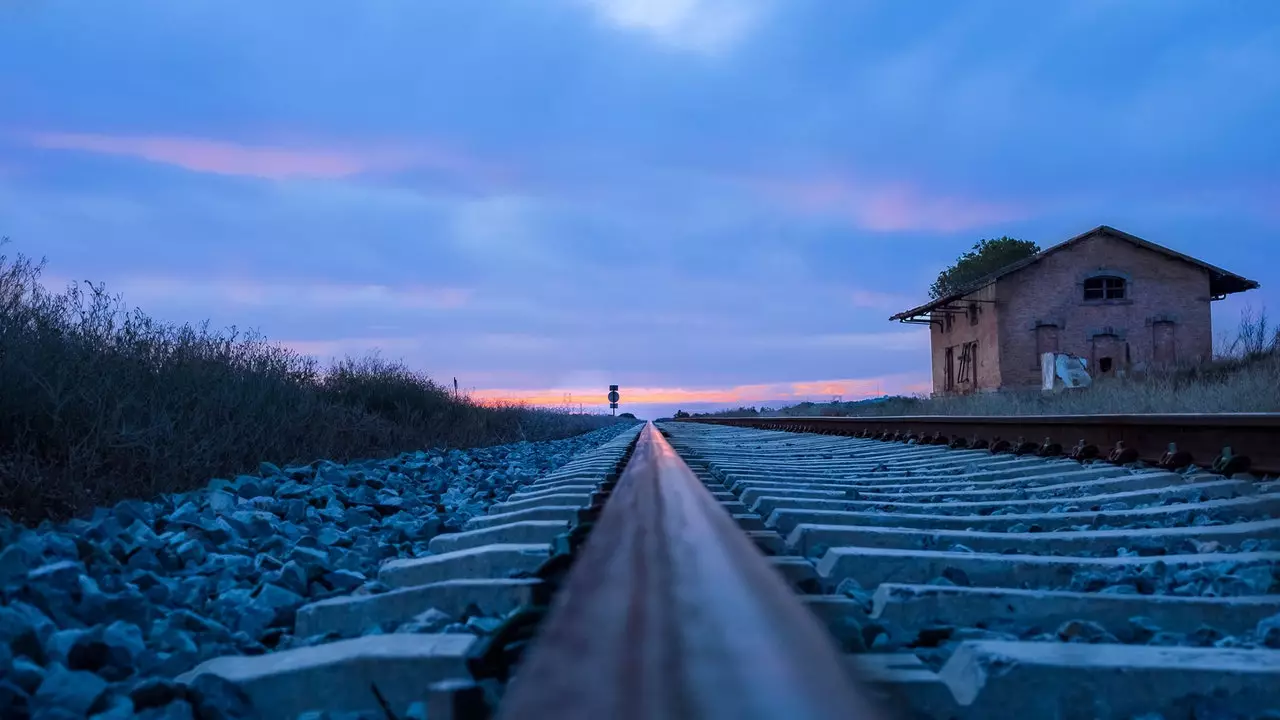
494,422,887,720
682,413,1280,476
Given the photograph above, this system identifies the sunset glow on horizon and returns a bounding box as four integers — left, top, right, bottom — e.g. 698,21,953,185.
468,375,934,417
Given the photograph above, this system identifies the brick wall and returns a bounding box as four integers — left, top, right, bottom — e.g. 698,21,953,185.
929,283,1002,394
995,234,1213,388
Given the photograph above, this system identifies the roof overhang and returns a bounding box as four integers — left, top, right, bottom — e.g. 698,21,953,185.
1208,272,1260,298
890,294,996,325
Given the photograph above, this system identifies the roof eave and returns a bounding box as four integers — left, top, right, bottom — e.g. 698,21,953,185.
889,305,935,322
889,282,996,322
890,297,953,322
1212,276,1261,297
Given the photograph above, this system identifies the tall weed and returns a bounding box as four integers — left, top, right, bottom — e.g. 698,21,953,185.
0,242,619,521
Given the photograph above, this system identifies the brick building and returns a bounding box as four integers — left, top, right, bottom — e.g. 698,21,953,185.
890,226,1259,395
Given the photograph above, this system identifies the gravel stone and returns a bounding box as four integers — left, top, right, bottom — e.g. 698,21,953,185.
0,545,34,585
395,607,452,634
1056,619,1119,644
0,423,636,718
465,616,504,635
32,663,109,716
0,679,28,718
186,673,256,719
87,693,136,720
1258,613,1280,648
9,657,45,694
130,677,185,712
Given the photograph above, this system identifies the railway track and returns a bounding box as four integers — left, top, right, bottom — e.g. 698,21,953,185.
177,417,1280,719
686,413,1280,477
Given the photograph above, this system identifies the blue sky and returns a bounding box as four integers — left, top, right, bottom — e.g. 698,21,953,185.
2,0,1277,419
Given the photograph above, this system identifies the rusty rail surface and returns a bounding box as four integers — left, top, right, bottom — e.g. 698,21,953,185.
495,422,886,720
681,413,1280,476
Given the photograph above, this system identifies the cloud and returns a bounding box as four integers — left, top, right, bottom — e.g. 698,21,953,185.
43,275,473,313
471,333,558,353
24,131,508,184
764,330,931,353
27,132,372,179
449,195,546,257
850,289,919,312
277,336,426,360
575,0,771,54
748,174,1027,233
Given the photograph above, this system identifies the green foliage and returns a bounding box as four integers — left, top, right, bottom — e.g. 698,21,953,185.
929,236,1040,299
0,240,619,522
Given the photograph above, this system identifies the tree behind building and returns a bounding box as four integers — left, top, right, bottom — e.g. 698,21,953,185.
929,237,1041,299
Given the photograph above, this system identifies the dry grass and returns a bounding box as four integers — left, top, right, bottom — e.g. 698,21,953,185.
692,308,1280,419
0,242,620,522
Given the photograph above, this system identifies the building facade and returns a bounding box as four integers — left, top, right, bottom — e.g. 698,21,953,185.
891,226,1259,395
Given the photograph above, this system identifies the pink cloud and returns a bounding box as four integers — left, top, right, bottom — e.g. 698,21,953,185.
25,131,508,183
749,174,1026,232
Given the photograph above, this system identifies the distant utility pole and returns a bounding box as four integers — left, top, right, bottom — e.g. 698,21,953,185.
453,377,459,399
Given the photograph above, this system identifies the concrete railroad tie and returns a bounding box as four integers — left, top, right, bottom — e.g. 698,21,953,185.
179,427,642,719
661,422,1280,720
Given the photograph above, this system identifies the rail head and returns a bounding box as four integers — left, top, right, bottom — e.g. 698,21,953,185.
495,422,887,720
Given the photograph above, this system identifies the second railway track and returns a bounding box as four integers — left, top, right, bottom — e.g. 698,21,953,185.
177,417,1280,720
657,420,1280,718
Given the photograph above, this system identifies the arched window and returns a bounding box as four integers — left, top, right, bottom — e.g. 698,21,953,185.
1084,275,1126,301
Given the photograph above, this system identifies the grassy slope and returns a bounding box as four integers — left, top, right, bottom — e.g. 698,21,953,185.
0,245,619,522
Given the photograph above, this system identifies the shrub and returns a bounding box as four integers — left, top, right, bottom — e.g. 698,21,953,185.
0,241,620,522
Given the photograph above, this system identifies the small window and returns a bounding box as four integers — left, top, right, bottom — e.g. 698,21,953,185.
967,302,979,326
1084,276,1126,301
1099,357,1114,373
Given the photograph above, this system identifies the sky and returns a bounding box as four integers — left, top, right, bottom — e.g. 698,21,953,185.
2,0,1278,419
